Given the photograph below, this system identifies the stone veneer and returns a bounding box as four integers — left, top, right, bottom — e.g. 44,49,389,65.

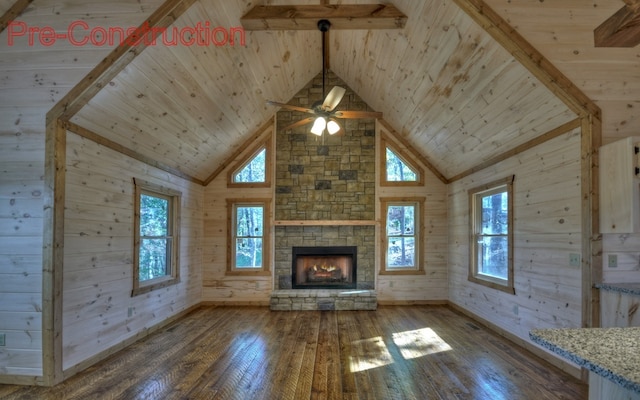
274,225,375,291
275,71,376,221
272,71,378,309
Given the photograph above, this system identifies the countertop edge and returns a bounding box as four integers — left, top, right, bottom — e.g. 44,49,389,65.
529,330,640,394
595,283,640,296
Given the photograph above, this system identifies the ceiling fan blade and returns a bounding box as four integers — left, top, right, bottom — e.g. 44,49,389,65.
282,117,315,130
322,86,346,112
267,100,315,115
334,110,383,119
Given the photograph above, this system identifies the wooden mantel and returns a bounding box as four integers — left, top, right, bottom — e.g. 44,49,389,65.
274,220,377,226
240,4,407,30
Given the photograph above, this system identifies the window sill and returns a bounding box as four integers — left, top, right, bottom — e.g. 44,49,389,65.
225,270,271,276
132,276,180,296
468,275,515,294
379,269,425,276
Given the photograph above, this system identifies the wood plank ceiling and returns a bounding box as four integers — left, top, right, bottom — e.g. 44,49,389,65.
66,0,605,183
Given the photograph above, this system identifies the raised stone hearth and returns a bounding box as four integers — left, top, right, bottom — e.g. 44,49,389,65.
270,289,377,311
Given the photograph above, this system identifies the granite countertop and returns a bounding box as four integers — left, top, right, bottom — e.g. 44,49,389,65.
595,282,640,296
530,327,640,394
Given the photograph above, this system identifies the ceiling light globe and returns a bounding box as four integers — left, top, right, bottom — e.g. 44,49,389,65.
311,117,326,135
327,120,340,135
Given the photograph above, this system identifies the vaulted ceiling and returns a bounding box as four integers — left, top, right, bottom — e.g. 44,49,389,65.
4,0,639,185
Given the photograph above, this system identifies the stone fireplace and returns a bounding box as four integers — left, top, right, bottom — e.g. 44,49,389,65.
270,71,377,311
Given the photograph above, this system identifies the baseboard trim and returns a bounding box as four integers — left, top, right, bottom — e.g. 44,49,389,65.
0,374,43,386
61,304,201,382
201,300,270,306
377,299,448,306
447,301,584,381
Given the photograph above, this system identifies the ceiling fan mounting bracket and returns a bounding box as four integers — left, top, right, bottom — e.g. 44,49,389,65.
317,19,331,32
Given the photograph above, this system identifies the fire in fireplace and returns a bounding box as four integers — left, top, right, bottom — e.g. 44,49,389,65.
292,246,357,289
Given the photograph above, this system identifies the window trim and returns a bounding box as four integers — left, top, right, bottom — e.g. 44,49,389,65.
132,179,181,296
380,197,425,275
227,198,271,276
468,175,515,294
227,138,272,188
380,137,424,186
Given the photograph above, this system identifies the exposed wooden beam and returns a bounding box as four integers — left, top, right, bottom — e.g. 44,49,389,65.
42,118,66,386
240,4,407,30
594,2,640,47
452,0,600,120
63,121,204,185
624,0,640,9
0,0,33,34
46,0,198,123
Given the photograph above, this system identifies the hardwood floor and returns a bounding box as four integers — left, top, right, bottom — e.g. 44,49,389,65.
0,306,587,399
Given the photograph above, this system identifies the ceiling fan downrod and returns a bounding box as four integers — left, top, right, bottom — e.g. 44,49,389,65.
318,19,331,101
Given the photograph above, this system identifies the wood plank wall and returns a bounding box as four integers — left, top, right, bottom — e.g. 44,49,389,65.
449,128,583,342
0,0,164,382
202,123,274,305
375,124,449,304
62,131,203,371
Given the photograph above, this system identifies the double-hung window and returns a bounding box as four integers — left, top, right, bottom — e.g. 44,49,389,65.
380,197,425,274
227,199,271,275
133,179,181,295
468,176,514,294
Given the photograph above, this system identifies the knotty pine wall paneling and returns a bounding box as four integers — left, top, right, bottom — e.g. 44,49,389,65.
202,123,274,305
375,124,449,304
0,0,165,382
62,131,203,371
448,128,583,343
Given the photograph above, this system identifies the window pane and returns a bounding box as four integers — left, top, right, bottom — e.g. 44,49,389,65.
140,194,168,236
386,205,415,236
480,192,508,235
386,148,417,182
236,206,263,237
139,238,169,281
387,237,415,268
477,235,508,280
235,238,263,268
234,148,266,183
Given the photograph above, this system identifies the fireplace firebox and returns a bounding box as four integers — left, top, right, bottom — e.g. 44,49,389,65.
292,246,357,289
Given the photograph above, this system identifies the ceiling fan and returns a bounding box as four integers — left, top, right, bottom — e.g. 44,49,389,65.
267,19,383,136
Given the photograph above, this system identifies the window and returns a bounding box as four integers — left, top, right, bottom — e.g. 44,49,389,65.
133,179,181,296
227,199,271,275
468,176,515,294
227,139,271,187
380,137,423,186
380,197,425,274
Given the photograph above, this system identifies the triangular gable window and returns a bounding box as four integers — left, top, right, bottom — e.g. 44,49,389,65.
386,147,418,182
233,148,266,183
228,138,271,188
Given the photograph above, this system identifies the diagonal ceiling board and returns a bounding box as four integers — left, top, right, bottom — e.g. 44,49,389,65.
47,0,199,123
452,0,599,119
72,0,322,182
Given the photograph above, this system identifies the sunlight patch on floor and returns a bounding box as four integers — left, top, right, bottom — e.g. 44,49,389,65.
393,327,452,360
349,336,394,373
349,328,452,372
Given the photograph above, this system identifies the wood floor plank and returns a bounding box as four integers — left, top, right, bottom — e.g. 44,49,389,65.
0,306,588,400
